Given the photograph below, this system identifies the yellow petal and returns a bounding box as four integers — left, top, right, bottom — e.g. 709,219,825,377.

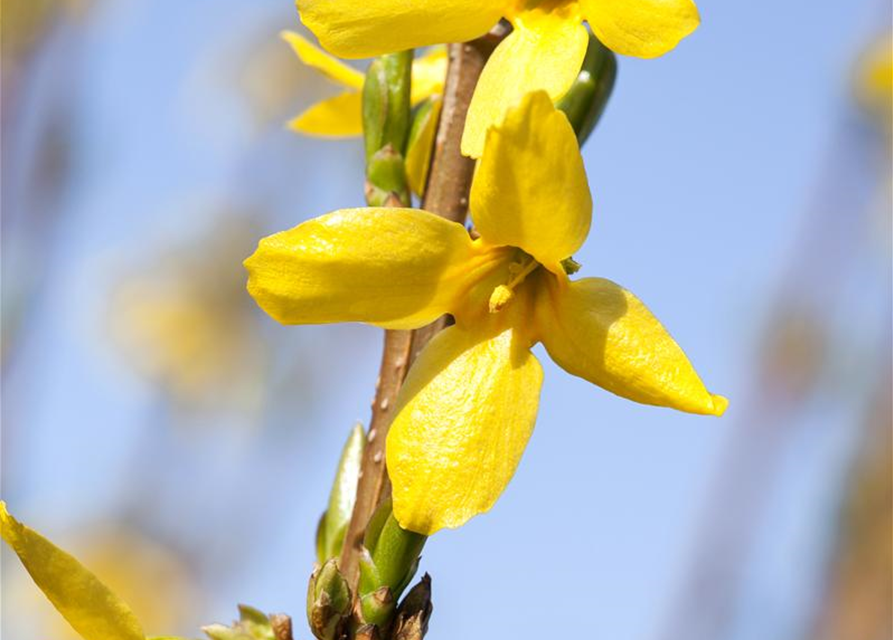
583,0,699,59
410,47,448,105
245,208,478,330
387,325,544,534
281,30,365,90
288,91,363,137
461,6,588,158
405,96,443,197
469,91,592,273
297,0,504,59
0,502,145,640
535,275,727,416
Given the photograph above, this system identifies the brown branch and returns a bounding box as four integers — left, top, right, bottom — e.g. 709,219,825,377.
338,30,505,593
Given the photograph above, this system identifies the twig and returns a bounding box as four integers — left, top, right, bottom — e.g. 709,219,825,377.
339,30,505,594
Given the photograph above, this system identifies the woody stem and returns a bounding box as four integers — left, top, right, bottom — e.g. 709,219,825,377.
339,29,507,597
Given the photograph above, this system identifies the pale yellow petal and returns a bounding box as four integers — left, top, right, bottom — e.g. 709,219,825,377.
469,91,592,273
410,47,448,105
405,96,443,197
387,325,543,534
461,6,588,158
535,275,727,415
297,0,504,59
245,208,477,330
583,0,700,59
288,91,363,137
0,502,145,640
281,30,365,89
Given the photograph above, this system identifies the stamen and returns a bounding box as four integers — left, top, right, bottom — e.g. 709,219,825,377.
489,285,514,313
488,256,540,314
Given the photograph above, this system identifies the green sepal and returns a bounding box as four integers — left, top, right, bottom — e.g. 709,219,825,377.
318,423,366,562
556,34,617,146
362,51,413,163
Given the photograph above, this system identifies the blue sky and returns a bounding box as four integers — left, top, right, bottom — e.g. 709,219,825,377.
2,1,889,638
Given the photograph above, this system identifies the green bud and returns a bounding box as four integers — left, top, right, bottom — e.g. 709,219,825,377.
306,559,351,640
355,502,426,630
557,34,617,146
365,145,410,207
317,423,366,563
202,604,276,640
363,51,413,163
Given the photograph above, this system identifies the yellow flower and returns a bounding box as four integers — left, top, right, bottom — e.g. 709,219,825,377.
245,91,726,535
283,30,448,138
295,0,700,157
1,501,146,640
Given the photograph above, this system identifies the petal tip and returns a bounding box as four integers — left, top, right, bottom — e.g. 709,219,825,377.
709,394,729,417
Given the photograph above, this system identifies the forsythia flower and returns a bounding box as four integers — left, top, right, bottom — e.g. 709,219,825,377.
1,502,145,640
295,0,700,157
283,30,448,138
245,91,726,535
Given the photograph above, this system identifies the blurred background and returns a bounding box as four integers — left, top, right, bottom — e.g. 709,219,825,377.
1,1,890,639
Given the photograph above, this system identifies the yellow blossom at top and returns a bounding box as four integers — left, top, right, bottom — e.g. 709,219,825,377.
295,0,700,156
283,30,448,138
245,91,726,535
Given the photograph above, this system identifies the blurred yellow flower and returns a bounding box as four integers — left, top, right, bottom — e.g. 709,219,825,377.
245,91,726,535
108,216,266,410
854,32,892,131
283,31,447,138
296,0,699,157
2,502,199,640
1,502,145,640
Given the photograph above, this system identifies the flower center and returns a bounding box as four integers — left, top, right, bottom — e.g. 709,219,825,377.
488,254,540,313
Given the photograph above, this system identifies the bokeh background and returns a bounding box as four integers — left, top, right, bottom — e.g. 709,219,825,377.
2,1,890,639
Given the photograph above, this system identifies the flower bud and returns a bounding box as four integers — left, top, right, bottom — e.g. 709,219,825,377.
306,559,351,640
363,52,413,162
202,605,276,640
556,34,617,146
365,145,411,207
